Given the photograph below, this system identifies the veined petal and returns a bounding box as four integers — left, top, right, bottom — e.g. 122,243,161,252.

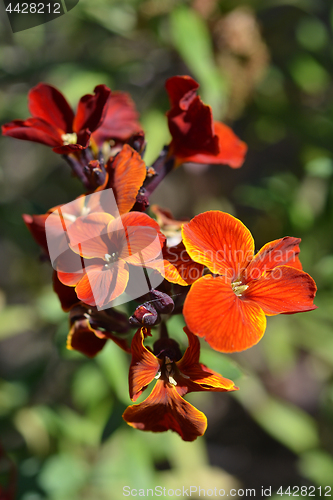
183,275,266,352
182,211,254,279
177,328,237,392
107,145,147,215
67,318,107,358
67,212,114,259
2,118,62,146
244,266,317,316
244,236,303,282
75,261,129,307
123,379,207,442
28,83,74,133
129,328,160,401
73,85,111,134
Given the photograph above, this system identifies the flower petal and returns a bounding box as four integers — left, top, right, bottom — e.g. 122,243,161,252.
2,118,62,147
129,328,160,401
182,211,254,279
103,145,147,215
244,266,317,316
123,379,207,441
73,84,111,134
67,318,107,357
163,242,204,285
52,271,79,311
244,237,303,282
183,275,266,352
92,92,142,145
176,328,237,392
75,261,129,307
67,212,114,259
180,121,247,168
22,213,49,254
28,83,74,133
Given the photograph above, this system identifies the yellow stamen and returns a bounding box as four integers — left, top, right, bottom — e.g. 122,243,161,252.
61,132,78,145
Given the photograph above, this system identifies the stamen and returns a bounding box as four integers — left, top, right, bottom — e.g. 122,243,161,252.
61,132,78,145
168,376,177,386
232,282,249,297
155,372,161,380
105,254,111,262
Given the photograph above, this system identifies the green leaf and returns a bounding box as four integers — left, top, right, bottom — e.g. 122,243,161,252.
170,6,227,114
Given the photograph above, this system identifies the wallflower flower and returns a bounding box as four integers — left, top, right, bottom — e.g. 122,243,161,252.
123,327,237,441
182,211,317,352
166,75,247,168
2,83,110,154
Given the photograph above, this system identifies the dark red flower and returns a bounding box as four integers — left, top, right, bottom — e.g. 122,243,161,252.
2,83,110,154
166,75,247,168
123,327,237,441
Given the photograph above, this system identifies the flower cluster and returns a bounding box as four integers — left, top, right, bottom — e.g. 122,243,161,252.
2,76,317,441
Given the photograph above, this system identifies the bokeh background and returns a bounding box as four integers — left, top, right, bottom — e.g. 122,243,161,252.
1,0,333,498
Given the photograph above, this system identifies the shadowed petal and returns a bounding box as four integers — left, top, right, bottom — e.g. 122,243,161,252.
182,211,254,279
2,118,62,146
92,92,142,145
123,380,207,441
129,328,160,401
67,318,107,357
28,83,74,132
183,275,266,352
244,266,317,316
163,242,204,285
52,271,79,311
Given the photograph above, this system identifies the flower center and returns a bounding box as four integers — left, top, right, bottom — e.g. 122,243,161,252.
61,132,78,145
232,280,249,297
155,356,177,386
104,252,119,267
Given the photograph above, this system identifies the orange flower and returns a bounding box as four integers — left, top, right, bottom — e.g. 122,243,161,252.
57,211,166,308
182,211,317,352
123,327,237,441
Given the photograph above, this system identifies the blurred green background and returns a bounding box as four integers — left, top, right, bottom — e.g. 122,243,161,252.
1,0,333,498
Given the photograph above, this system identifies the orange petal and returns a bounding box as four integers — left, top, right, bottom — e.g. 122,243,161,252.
129,328,160,401
67,212,114,259
244,236,303,281
123,380,207,441
244,266,317,316
182,211,254,279
183,275,266,352
110,145,147,215
52,271,79,311
75,261,129,307
176,328,238,392
67,318,107,358
163,242,204,285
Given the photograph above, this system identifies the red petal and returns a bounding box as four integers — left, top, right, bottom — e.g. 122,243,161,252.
182,211,254,279
129,328,160,401
244,266,317,316
176,328,237,392
73,85,111,134
92,92,142,145
52,129,91,154
75,261,129,307
123,379,207,441
244,237,303,282
165,75,199,108
2,118,62,147
52,271,79,311
67,318,107,357
180,121,247,168
28,83,74,133
22,213,49,253
103,145,147,215
183,275,266,352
